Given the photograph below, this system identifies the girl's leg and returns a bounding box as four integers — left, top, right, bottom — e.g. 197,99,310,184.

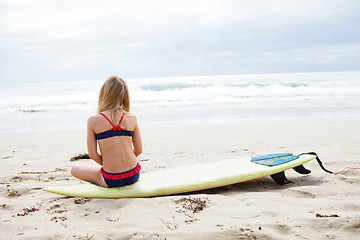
71,165,108,187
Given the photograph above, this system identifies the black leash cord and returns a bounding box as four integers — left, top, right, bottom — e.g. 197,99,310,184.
299,152,333,174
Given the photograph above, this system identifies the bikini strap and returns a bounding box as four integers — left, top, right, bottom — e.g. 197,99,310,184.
99,113,116,128
100,112,126,130
119,113,125,126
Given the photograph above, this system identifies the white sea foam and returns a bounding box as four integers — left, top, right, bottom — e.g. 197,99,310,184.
1,71,360,131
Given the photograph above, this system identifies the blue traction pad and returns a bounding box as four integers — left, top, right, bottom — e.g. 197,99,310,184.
251,153,299,166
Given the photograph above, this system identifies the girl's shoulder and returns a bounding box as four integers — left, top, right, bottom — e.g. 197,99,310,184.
125,112,137,120
124,112,138,130
89,113,104,120
87,113,104,126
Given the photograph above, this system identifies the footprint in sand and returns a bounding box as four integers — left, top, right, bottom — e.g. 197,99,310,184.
286,189,316,198
47,204,69,214
10,176,23,183
274,224,293,235
238,228,258,239
74,197,90,205
6,188,21,197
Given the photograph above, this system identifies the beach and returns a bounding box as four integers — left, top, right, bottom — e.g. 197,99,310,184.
1,0,360,237
1,119,359,239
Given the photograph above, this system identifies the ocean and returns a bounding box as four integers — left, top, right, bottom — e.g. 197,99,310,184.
1,71,360,131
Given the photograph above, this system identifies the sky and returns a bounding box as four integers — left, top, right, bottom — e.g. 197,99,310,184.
0,0,360,83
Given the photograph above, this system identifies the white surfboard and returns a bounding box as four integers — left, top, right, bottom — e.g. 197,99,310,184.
45,154,316,198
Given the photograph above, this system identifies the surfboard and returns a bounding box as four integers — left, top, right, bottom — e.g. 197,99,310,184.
44,153,316,198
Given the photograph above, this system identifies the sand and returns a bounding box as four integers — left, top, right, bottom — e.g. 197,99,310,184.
0,119,359,239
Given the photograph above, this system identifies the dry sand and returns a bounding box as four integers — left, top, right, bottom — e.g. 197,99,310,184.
0,120,359,239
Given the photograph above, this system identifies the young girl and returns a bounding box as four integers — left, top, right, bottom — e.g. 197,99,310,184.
71,76,142,188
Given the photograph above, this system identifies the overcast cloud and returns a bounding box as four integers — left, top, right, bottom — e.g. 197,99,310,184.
0,0,359,82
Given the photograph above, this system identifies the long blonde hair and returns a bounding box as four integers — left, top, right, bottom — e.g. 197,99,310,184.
97,76,130,125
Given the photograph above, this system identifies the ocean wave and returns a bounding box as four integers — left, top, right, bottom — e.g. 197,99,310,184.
1,71,360,114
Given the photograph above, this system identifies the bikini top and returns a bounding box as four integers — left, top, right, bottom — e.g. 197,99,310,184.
95,112,133,140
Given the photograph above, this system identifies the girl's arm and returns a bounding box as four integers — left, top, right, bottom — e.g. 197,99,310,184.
87,117,102,165
132,121,142,157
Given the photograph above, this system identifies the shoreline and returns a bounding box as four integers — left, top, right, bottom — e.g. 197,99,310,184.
1,119,359,239
2,117,360,134
1,104,360,132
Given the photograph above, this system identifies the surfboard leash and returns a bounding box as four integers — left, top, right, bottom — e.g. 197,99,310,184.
300,152,360,175
299,152,333,174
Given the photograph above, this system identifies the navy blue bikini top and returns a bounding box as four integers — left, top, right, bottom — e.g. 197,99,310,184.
95,112,133,140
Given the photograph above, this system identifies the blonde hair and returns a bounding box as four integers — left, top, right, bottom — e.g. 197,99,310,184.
97,76,130,125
